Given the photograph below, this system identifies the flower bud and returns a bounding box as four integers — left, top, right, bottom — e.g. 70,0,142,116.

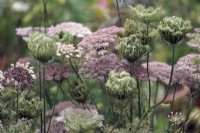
28,32,56,63
119,35,150,63
105,71,136,100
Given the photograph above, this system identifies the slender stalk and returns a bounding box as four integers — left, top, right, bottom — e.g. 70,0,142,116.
133,46,176,133
137,78,141,119
16,90,19,123
110,109,123,133
47,82,60,133
115,0,122,26
43,63,46,133
146,24,152,109
39,64,43,133
151,79,159,130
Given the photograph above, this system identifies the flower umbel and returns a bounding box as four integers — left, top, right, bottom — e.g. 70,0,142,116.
130,4,165,24
105,71,136,99
65,108,103,132
28,32,56,63
158,16,192,45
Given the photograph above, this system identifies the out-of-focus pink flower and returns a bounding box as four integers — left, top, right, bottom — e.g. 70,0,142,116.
78,26,123,59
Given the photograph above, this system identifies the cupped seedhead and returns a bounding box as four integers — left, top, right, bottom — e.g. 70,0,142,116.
105,70,136,100
130,4,166,24
119,35,150,63
28,32,56,63
158,16,192,45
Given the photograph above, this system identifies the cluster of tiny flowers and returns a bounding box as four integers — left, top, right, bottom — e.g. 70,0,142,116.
0,70,4,91
0,65,35,90
173,54,200,89
79,54,128,83
48,22,92,38
78,26,123,59
44,63,71,81
168,112,184,126
56,42,82,58
187,28,200,52
11,61,36,79
142,61,171,84
130,64,148,81
65,108,103,132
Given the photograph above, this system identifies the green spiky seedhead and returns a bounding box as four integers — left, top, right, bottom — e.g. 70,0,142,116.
158,16,192,45
65,108,103,133
130,4,166,24
119,35,150,63
124,19,138,36
28,32,56,63
105,71,136,100
17,90,43,119
54,30,73,44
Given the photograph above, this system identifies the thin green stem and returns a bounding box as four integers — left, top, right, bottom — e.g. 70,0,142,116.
146,24,152,109
110,109,123,133
16,90,19,124
115,0,122,26
151,79,159,130
39,64,43,133
47,82,60,133
43,63,46,133
137,78,141,119
133,46,176,133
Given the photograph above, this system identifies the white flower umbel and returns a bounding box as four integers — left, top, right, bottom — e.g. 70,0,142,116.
12,1,29,12
56,42,82,59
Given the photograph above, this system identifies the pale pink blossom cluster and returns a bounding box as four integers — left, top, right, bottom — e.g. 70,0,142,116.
187,28,200,52
56,42,82,59
142,61,171,84
48,22,92,38
78,26,123,59
142,54,200,89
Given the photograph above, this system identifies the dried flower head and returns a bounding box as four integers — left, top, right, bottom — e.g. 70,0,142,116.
79,54,128,83
187,29,200,52
28,32,56,63
56,42,82,59
65,108,103,132
44,63,71,81
48,22,92,38
1,66,35,90
17,90,43,119
119,35,150,63
168,112,184,126
105,71,136,99
8,118,32,133
158,16,192,45
78,26,123,59
130,4,165,24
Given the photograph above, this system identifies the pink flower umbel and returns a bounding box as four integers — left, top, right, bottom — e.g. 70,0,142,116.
78,26,123,59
